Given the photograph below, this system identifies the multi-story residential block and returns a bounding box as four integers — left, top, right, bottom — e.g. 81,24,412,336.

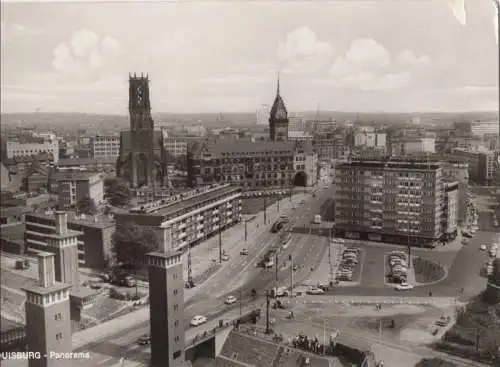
454,120,499,137
451,148,497,185
441,181,458,241
391,137,436,156
49,171,104,208
335,160,444,247
114,184,242,252
25,212,115,270
6,135,59,163
313,132,349,161
288,114,306,134
90,135,120,160
354,132,386,148
164,136,188,157
442,160,469,224
187,140,317,189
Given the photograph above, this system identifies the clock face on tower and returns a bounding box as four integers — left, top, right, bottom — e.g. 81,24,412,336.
136,85,143,106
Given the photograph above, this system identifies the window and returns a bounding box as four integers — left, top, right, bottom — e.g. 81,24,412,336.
173,304,179,311
173,351,181,359
54,313,62,321
56,332,63,340
175,336,180,342
173,289,178,295
174,320,179,327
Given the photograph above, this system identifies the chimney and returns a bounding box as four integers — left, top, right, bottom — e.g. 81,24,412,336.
54,211,68,234
38,252,55,288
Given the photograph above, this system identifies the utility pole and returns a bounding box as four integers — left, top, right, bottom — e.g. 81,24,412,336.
328,240,333,285
239,285,242,316
219,225,222,264
187,245,192,284
277,197,280,212
265,291,271,334
289,254,293,297
264,195,267,225
244,219,248,242
475,327,481,353
275,251,279,298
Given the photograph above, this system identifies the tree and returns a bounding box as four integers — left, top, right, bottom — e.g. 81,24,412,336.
111,222,159,274
105,178,132,207
414,358,457,367
76,196,98,216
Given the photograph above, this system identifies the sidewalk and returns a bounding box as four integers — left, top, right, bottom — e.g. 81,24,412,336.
304,240,343,286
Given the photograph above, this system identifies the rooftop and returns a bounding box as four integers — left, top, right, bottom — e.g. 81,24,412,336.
127,185,240,218
0,316,24,333
191,140,295,157
337,160,441,171
26,211,115,229
51,171,102,182
57,157,117,166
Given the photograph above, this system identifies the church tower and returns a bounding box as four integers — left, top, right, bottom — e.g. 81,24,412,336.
117,73,168,189
269,74,289,141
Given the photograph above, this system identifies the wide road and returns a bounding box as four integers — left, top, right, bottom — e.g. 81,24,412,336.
64,184,334,367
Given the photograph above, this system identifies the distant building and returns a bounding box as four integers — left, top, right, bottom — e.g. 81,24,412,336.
451,148,497,185
1,162,12,192
25,211,115,270
164,137,188,157
354,132,386,148
6,135,59,163
49,171,104,208
313,132,350,161
187,140,317,189
454,120,499,137
269,76,289,142
256,104,270,125
288,114,306,134
114,184,242,253
335,160,445,247
441,181,458,241
442,160,469,224
90,135,120,160
391,137,435,156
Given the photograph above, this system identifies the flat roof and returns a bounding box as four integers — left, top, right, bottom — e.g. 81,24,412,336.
337,160,441,170
132,185,240,218
1,317,24,333
26,211,115,229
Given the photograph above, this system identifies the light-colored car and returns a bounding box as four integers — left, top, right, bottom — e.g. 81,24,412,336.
307,288,325,295
225,296,237,305
395,283,414,291
190,315,207,327
222,254,230,261
480,244,487,251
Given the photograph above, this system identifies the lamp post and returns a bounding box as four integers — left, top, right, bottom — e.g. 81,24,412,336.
244,218,248,242
289,254,293,297
219,225,222,264
265,290,272,334
264,196,267,225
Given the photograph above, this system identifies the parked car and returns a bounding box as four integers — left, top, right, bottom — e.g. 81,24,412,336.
240,249,249,255
15,259,30,270
307,287,324,295
222,254,230,261
395,283,414,291
225,296,237,305
190,315,207,327
480,244,487,251
137,334,151,345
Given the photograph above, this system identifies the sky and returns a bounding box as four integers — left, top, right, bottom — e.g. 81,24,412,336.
1,0,499,115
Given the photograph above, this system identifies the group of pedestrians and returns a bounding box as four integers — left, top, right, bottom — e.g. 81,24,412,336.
287,332,336,356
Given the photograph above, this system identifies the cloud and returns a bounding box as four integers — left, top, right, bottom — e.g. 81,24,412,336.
277,26,334,75
329,38,429,90
200,74,266,84
51,29,123,79
1,21,45,45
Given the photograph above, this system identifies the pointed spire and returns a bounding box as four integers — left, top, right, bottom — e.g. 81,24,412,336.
276,71,280,96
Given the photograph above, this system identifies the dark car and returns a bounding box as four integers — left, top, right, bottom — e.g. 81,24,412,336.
271,221,283,233
137,334,151,345
15,259,30,270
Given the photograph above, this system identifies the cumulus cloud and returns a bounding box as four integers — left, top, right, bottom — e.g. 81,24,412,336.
51,29,123,79
1,21,45,45
277,26,334,75
330,38,430,90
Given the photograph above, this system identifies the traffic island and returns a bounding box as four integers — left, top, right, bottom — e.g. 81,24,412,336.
412,257,446,284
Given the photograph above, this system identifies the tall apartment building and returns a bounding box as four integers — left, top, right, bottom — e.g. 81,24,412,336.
354,132,386,148
90,135,120,159
454,121,499,137
313,132,350,161
288,114,306,134
114,184,242,252
49,171,104,208
335,160,444,247
442,160,469,224
6,135,59,163
441,181,458,241
187,140,317,189
451,148,497,185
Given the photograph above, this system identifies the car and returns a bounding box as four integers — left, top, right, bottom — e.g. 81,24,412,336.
137,334,151,345
395,283,414,291
480,244,487,251
292,264,298,271
222,254,230,261
307,288,324,295
190,315,207,327
240,249,249,255
225,296,237,305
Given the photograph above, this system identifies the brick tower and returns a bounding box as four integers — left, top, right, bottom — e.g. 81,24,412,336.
22,252,72,367
46,211,81,287
269,74,289,141
117,73,168,189
146,226,185,367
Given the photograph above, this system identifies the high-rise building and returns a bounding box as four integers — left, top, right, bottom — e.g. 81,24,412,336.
269,76,289,142
117,73,168,189
90,135,120,160
256,105,270,125
146,233,185,366
335,160,444,247
22,252,72,367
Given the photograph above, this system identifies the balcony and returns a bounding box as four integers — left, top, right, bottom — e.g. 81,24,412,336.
227,210,232,216
196,224,203,230
213,217,220,222
179,232,187,239
178,223,187,230
213,209,219,215
226,203,232,208
197,215,204,221
227,218,233,224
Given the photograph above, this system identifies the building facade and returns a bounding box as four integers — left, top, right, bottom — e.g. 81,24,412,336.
6,136,59,164
50,172,104,208
25,212,114,270
114,184,242,252
117,73,168,189
441,181,458,241
335,160,444,247
391,137,436,156
90,135,120,160
454,121,499,137
442,161,469,224
451,148,497,185
187,140,317,189
312,132,350,161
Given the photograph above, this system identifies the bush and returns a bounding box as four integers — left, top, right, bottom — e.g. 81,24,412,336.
414,357,456,367
109,287,127,300
412,257,445,283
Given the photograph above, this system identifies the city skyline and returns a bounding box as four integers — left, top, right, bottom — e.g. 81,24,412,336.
1,0,498,114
